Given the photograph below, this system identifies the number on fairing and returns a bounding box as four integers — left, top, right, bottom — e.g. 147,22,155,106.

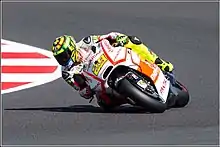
92,54,108,75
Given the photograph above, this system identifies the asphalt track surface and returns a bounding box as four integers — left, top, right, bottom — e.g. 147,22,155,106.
2,2,219,146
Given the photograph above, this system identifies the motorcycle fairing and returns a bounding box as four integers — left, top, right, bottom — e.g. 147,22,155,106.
83,39,170,102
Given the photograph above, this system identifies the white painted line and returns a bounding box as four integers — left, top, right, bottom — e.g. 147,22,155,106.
1,73,61,82
1,73,62,94
1,45,53,55
1,59,59,66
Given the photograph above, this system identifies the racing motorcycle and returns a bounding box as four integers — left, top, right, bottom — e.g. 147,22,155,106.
78,39,189,113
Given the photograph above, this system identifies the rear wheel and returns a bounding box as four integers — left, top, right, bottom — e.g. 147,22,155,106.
117,78,167,113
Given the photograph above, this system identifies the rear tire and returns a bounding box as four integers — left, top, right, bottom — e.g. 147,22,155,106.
117,78,167,113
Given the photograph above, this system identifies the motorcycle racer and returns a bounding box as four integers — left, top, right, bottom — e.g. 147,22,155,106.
51,32,175,110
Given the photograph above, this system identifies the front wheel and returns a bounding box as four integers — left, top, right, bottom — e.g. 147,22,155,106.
116,78,167,113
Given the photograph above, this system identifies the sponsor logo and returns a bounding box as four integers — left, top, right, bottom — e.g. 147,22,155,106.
137,80,148,89
83,36,91,44
86,53,98,70
160,79,167,94
113,49,121,61
92,54,108,75
103,40,113,52
134,36,139,41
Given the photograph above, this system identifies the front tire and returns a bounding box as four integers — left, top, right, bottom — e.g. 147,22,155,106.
117,78,167,113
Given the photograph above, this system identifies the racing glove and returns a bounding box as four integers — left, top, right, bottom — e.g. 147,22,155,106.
115,35,129,46
62,63,84,84
62,70,81,91
62,64,94,99
94,32,128,46
63,70,94,99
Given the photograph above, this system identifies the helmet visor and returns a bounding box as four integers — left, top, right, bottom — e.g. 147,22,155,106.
54,49,71,66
